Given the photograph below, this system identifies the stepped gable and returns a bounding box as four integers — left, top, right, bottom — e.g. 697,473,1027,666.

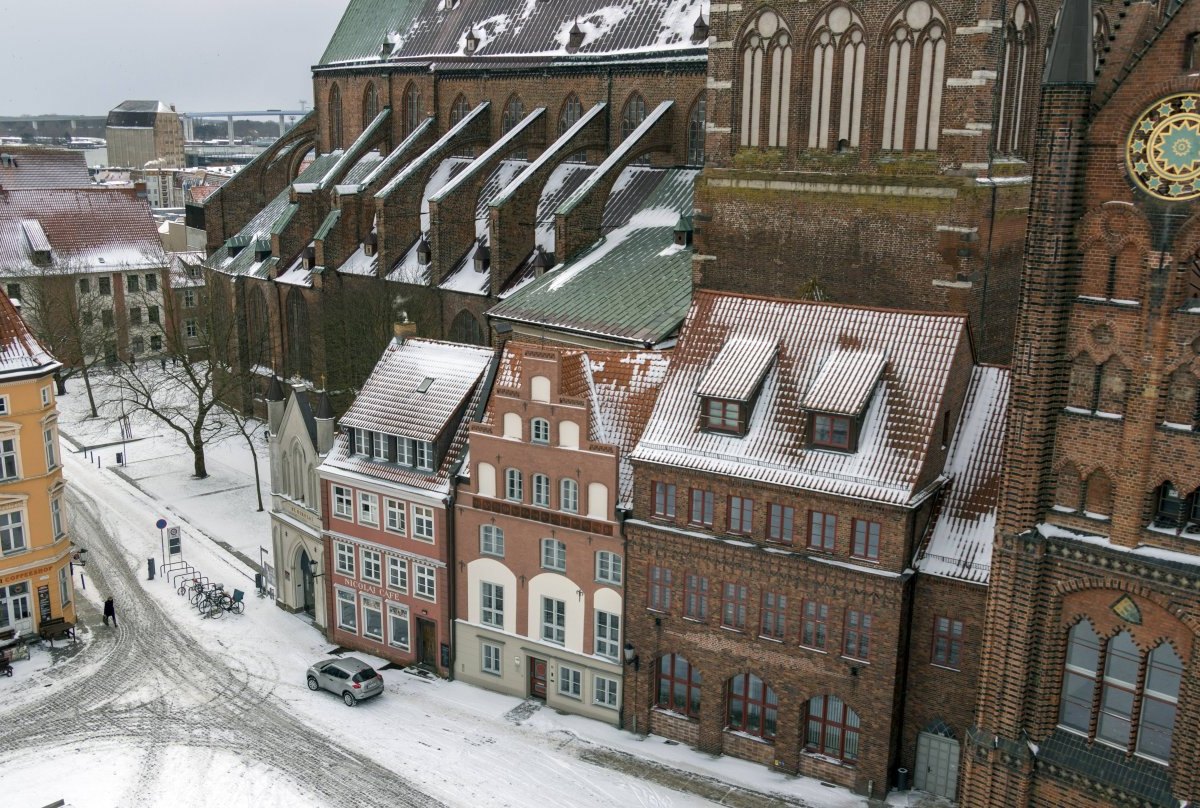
320,0,706,66
631,290,972,505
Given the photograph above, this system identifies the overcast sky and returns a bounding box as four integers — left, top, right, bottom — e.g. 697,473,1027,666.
1,0,348,116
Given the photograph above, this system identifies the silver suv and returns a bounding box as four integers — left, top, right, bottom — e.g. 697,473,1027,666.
306,657,384,706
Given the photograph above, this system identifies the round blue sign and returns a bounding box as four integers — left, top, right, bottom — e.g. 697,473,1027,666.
155,518,168,529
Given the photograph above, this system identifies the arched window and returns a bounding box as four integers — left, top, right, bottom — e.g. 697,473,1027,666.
1058,623,1183,762
404,83,423,135
1054,462,1081,512
739,9,792,148
1165,368,1198,426
1083,469,1112,518
687,94,706,166
362,82,379,130
292,451,305,502
657,654,702,717
280,449,291,495
246,285,270,370
450,94,471,127
448,309,484,345
532,473,550,507
621,92,646,141
560,478,579,513
328,83,343,150
807,4,866,150
1097,358,1129,415
505,468,523,501
286,288,309,377
995,0,1036,155
502,95,525,134
804,695,861,762
726,673,778,739
558,93,583,136
531,417,550,444
1152,481,1199,529
881,1,947,151
1067,353,1098,411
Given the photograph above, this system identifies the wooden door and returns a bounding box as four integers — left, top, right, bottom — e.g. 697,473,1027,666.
528,657,547,699
416,618,437,667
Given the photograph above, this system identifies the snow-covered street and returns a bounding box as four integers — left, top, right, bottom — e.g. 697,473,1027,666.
0,379,868,808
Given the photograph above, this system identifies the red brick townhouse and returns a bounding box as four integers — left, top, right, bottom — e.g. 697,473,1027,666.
319,338,496,676
453,343,667,724
623,289,1008,798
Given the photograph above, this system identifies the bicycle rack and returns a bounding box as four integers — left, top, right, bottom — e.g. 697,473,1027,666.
174,570,208,591
169,564,197,589
160,559,193,580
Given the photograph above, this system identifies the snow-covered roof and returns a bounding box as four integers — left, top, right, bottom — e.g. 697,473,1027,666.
0,147,91,190
695,335,776,402
0,287,59,381
0,188,166,273
802,348,888,416
915,365,1009,584
326,339,496,493
485,343,669,508
631,291,972,505
319,0,709,67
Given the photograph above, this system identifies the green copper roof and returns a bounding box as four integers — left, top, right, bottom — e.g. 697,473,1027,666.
319,0,424,66
488,169,697,346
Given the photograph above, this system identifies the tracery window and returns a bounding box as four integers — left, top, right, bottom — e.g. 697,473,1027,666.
286,288,310,378
739,9,792,148
362,82,379,130
996,0,1036,155
881,1,947,152
1058,621,1182,763
328,83,343,150
502,95,525,134
404,83,423,135
687,94,706,165
807,4,866,150
621,92,647,141
558,93,583,136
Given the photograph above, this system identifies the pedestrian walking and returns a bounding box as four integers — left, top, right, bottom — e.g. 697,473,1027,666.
103,596,117,628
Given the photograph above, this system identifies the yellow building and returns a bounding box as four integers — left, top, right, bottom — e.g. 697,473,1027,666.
0,289,72,637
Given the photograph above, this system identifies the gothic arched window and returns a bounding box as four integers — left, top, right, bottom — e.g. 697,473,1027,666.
621,92,647,141
246,285,270,369
362,82,379,130
502,95,525,134
404,83,423,135
687,94,707,166
558,93,583,137
449,94,473,157
807,4,866,150
739,9,792,148
1068,353,1098,411
286,288,310,377
328,83,343,150
1083,469,1113,518
996,1,1036,155
881,1,947,152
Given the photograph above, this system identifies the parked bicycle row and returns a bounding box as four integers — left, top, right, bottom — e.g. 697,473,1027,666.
177,577,245,619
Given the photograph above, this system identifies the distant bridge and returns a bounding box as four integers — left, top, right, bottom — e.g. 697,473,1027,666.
0,109,309,141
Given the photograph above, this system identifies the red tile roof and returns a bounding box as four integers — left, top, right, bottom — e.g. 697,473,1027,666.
0,147,91,190
0,188,165,272
0,288,59,380
632,290,972,505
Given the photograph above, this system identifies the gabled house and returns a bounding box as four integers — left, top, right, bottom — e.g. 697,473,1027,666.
318,338,496,675
267,378,336,628
623,290,1005,797
453,343,668,723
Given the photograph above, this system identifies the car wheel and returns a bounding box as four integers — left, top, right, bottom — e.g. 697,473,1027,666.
307,677,319,691
342,691,356,707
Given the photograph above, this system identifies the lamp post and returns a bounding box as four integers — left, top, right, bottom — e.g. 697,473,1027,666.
624,641,640,735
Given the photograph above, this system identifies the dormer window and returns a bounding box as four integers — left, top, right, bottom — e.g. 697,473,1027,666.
695,335,777,438
811,413,852,450
702,397,745,434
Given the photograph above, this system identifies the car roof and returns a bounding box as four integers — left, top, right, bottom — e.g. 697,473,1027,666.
326,656,374,673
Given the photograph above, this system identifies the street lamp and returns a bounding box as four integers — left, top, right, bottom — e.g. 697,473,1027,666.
623,641,639,671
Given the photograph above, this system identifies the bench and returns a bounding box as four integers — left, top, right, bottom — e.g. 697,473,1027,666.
38,618,76,646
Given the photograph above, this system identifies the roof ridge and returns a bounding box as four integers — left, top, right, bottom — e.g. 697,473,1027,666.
693,288,972,320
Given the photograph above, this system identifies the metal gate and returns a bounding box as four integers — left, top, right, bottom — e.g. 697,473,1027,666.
915,731,960,800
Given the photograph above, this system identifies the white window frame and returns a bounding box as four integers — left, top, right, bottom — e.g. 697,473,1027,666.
0,397,8,416
361,548,382,584
531,417,550,444
560,479,579,513
388,601,410,650
332,485,353,519
336,588,357,631
0,436,19,481
385,498,407,535
358,491,379,526
353,429,369,455
51,496,63,538
595,610,621,660
541,538,566,572
58,564,70,606
532,473,550,507
0,508,27,554
480,581,504,628
185,319,197,338
43,427,57,471
480,524,504,557
541,596,566,645
387,556,408,593
595,551,622,584
335,541,355,576
372,432,387,460
361,595,383,640
593,674,619,709
415,440,434,471
183,289,196,308
481,641,503,675
40,386,50,407
505,468,523,501
415,564,436,601
412,505,435,542
558,664,582,698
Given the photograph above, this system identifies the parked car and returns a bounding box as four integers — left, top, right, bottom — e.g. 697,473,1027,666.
306,657,384,706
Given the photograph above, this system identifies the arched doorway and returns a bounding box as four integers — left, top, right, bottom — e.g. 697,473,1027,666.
298,548,316,617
